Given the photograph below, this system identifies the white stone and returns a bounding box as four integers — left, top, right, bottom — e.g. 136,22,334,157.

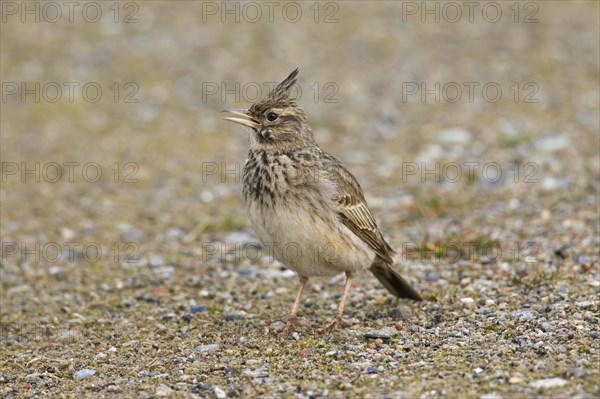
61,227,75,240
461,297,475,306
576,301,593,309
194,344,219,353
214,386,226,399
73,369,95,380
480,393,503,399
155,383,173,397
438,128,472,144
535,135,568,152
530,378,567,389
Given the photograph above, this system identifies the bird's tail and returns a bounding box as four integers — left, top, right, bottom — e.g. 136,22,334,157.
369,257,423,301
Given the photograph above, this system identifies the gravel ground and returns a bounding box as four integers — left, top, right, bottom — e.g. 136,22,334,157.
1,1,599,398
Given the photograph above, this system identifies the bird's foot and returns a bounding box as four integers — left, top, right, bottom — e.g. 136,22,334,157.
317,316,353,332
278,316,306,335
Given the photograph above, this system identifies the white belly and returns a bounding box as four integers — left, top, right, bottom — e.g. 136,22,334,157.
247,201,375,277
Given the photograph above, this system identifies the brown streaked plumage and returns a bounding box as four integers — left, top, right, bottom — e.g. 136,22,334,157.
223,68,422,333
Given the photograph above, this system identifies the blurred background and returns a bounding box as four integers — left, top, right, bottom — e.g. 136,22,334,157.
2,1,597,258
1,1,598,397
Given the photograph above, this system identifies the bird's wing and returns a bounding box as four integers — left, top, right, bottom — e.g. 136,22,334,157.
323,155,395,264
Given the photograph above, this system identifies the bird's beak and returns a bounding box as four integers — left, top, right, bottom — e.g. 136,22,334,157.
221,109,259,130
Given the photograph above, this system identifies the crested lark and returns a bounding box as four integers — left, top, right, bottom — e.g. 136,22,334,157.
223,69,422,332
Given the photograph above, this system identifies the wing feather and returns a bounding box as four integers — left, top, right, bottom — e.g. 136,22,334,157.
323,155,394,264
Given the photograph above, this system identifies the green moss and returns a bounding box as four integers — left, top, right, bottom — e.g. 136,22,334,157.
502,330,515,339
498,132,533,148
484,325,498,332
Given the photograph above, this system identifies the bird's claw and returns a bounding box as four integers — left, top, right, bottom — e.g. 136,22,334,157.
278,317,306,335
317,316,353,332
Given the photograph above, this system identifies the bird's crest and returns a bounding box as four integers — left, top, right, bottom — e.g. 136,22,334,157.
251,68,300,113
269,68,299,101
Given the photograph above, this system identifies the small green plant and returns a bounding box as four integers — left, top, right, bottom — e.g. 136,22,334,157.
502,330,515,339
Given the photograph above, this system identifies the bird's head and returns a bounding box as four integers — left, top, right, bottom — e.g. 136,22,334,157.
222,68,315,149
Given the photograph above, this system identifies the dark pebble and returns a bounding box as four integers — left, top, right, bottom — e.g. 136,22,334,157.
137,294,160,304
554,244,571,259
236,269,257,278
567,367,589,379
190,305,206,314
225,312,244,322
364,332,391,340
192,384,211,394
367,312,387,320
365,367,378,374
161,314,175,322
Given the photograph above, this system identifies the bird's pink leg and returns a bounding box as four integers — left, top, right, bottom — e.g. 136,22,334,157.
280,276,308,334
319,272,355,331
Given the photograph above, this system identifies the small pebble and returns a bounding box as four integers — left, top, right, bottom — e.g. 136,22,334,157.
530,378,567,389
194,344,219,353
49,267,65,279
61,227,75,240
509,376,524,385
364,331,391,340
166,228,184,239
149,255,165,267
155,383,173,397
297,348,311,357
225,311,244,321
73,369,96,380
461,297,475,306
271,321,285,332
214,386,226,399
106,385,121,393
162,313,177,321
480,393,503,399
190,305,206,314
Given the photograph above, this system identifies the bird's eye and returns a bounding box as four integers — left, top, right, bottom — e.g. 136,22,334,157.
267,112,278,122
